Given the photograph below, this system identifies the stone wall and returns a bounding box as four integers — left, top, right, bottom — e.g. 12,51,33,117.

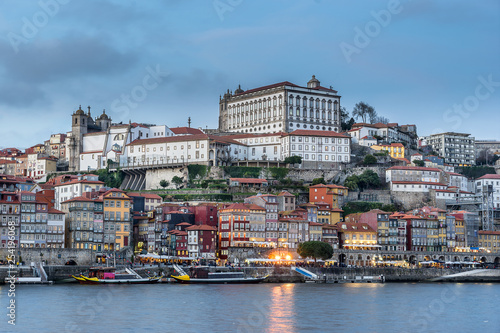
346,189,392,205
0,248,95,266
391,192,429,210
286,169,341,183
145,167,187,190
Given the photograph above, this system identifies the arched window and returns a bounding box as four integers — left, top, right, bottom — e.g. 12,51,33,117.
296,108,300,116
316,110,320,119
328,111,332,120
289,107,293,116
289,95,294,106
322,111,326,120
310,110,314,118
322,100,326,109
302,108,307,117
334,101,338,111
328,100,332,110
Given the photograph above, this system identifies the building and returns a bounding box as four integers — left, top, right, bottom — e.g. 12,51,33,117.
218,203,251,262
186,224,217,259
219,76,342,134
102,189,132,251
0,191,20,249
54,174,105,210
308,222,323,241
371,143,405,159
309,184,348,209
426,132,475,167
337,222,378,256
478,230,500,252
349,122,417,148
244,194,279,246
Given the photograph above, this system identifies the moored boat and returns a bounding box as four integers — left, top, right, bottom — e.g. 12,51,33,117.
171,266,268,284
72,267,162,284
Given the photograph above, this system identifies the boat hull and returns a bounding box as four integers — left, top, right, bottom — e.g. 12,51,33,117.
171,275,268,284
74,275,162,284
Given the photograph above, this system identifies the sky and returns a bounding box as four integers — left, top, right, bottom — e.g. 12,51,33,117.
0,0,499,149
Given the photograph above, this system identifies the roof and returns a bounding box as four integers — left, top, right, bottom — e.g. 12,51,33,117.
231,80,339,97
337,222,375,233
221,203,251,211
309,184,347,190
277,191,294,197
478,231,500,235
170,127,205,135
477,174,500,180
53,179,104,187
309,221,323,226
185,225,217,231
48,208,64,214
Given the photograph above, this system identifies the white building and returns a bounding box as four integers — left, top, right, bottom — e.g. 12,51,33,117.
218,76,342,134
46,208,65,248
53,174,104,210
475,174,500,210
390,181,447,193
426,132,476,167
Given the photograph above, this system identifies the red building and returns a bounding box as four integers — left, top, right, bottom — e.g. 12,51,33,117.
218,203,250,262
186,224,217,259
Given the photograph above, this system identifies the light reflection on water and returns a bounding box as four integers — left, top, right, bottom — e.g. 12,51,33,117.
0,283,499,333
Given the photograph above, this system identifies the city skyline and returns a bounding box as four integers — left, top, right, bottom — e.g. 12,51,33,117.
0,0,499,149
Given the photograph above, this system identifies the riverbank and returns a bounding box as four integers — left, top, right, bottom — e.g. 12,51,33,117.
2,265,499,284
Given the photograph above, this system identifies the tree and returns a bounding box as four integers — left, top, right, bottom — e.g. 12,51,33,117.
358,170,380,190
171,176,184,189
297,241,333,262
363,154,377,165
284,155,302,165
311,177,325,185
344,175,359,190
352,102,376,123
413,160,425,167
372,115,389,124
340,107,355,131
159,180,169,189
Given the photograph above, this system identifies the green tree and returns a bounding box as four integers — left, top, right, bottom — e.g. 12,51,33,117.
344,175,359,190
363,154,377,165
352,102,376,123
284,155,302,165
311,177,325,185
297,241,333,262
413,160,425,167
160,180,169,189
358,170,380,189
171,176,184,189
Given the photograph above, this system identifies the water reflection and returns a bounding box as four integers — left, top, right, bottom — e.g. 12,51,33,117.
267,284,296,333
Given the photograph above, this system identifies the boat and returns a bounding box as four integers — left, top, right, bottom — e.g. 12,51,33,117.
171,265,268,284
72,267,162,284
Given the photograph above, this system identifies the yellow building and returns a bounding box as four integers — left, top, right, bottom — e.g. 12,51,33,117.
371,143,405,159
478,231,500,252
103,189,132,251
455,218,466,249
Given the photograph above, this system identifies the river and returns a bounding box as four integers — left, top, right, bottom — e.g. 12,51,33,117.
1,283,499,332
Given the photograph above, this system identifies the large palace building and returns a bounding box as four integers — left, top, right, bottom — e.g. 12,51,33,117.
218,76,342,134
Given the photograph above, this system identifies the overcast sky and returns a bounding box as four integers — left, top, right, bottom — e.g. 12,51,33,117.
0,0,499,149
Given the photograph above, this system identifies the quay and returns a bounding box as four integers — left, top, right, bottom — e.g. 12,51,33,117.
2,264,500,284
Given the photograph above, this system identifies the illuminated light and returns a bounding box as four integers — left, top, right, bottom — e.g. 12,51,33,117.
285,254,292,260
275,255,281,260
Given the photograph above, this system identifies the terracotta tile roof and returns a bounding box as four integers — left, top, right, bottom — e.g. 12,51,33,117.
185,225,217,231
309,184,347,189
337,222,375,232
48,208,64,214
477,174,500,180
277,191,294,197
170,127,205,135
53,179,104,187
309,221,323,226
